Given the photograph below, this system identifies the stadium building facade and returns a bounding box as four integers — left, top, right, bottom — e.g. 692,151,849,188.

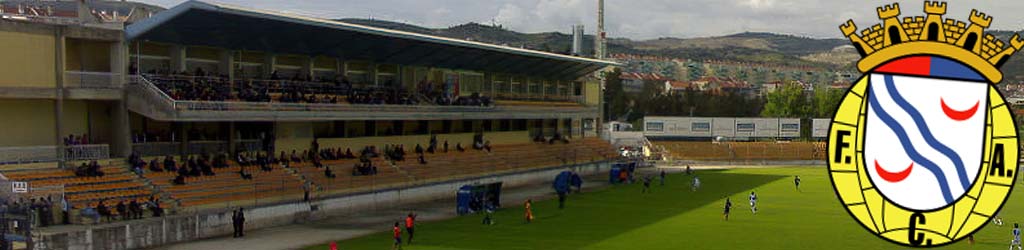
0,1,615,164
0,2,619,248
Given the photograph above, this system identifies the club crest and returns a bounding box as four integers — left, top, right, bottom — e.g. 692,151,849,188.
828,1,1020,247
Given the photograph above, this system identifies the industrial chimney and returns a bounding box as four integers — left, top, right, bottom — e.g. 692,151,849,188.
571,25,584,56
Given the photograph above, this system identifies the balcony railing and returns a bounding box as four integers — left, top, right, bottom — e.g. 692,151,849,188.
132,142,180,157
127,75,597,121
65,71,122,89
0,144,110,165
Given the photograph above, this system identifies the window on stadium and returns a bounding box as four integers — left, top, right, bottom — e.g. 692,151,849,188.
544,81,557,96
528,80,541,95
511,76,526,95
346,62,371,85
460,72,484,94
644,122,663,132
781,123,800,132
691,122,711,132
377,64,399,87
574,81,583,96
493,75,509,94
737,123,755,132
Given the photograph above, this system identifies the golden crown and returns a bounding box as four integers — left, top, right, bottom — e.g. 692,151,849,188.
841,1,1022,83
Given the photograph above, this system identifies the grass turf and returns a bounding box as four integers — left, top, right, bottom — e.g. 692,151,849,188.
307,167,1024,250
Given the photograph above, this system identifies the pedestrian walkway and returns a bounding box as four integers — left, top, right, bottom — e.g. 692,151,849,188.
150,174,612,250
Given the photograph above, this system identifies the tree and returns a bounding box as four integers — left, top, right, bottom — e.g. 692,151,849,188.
604,69,628,121
812,86,845,118
761,81,810,118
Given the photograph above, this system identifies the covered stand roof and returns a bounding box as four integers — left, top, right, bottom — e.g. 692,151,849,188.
126,1,617,80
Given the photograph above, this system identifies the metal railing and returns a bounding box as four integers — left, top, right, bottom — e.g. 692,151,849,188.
128,75,596,117
236,139,263,153
0,144,110,165
133,142,180,157
64,71,122,89
63,144,110,161
187,141,229,155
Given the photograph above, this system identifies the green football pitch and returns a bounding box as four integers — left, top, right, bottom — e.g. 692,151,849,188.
306,167,1024,250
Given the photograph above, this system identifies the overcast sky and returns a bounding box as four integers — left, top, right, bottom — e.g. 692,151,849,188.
136,0,1024,40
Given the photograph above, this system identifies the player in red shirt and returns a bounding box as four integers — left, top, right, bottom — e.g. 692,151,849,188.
405,213,416,244
392,222,402,250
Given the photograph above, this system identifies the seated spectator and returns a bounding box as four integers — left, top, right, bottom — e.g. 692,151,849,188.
344,148,356,159
115,200,127,220
290,150,302,163
483,140,492,152
456,143,466,152
199,157,215,176
129,200,143,220
418,154,428,165
149,158,163,172
164,156,178,172
213,154,229,168
443,140,449,153
415,144,424,154
279,151,289,163
473,138,485,150
324,166,336,179
239,167,253,180
132,165,144,176
172,174,186,185
534,134,547,143
74,163,89,177
96,200,112,222
80,205,100,224
146,196,163,217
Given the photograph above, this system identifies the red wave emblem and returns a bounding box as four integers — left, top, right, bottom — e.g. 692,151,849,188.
875,159,913,183
940,98,979,121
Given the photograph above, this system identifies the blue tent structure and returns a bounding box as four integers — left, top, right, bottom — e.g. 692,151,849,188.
553,171,572,194
456,183,503,215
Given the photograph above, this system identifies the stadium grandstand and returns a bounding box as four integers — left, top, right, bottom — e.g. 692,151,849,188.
0,1,619,247
642,116,828,163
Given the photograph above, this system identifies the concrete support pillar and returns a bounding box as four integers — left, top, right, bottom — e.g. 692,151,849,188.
228,122,237,154
219,50,234,81
169,45,186,73
263,53,276,78
110,42,126,87
110,100,132,157
179,123,189,156
368,62,377,86
301,56,314,79
55,27,65,167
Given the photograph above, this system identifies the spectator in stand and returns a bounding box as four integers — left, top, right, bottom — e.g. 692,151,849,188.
325,166,336,179
290,150,302,163
164,156,177,172
149,158,163,172
129,200,143,219
443,140,449,153
147,196,164,217
97,200,112,222
173,174,186,185
473,134,485,150
239,166,253,180
456,143,466,152
115,200,127,221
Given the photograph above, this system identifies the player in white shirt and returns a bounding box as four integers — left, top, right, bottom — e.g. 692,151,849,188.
1011,223,1021,250
748,191,758,214
691,176,701,192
